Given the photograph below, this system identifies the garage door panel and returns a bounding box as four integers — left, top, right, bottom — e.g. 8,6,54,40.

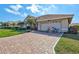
41,23,48,31
50,22,61,32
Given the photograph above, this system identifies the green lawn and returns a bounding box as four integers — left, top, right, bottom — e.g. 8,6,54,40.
0,29,25,38
55,33,79,54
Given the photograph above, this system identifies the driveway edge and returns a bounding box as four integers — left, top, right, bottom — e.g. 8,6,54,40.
52,33,63,54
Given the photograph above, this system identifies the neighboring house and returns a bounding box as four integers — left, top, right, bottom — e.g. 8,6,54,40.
17,22,26,28
1,21,26,28
36,14,73,32
70,23,79,26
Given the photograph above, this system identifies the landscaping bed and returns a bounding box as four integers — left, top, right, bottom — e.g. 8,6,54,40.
55,33,79,54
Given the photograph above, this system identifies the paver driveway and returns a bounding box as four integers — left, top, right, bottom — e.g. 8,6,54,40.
0,31,62,54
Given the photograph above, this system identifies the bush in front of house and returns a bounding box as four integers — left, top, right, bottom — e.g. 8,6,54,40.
68,26,78,34
18,27,26,30
1,27,27,31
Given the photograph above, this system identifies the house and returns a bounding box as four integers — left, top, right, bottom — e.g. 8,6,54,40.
36,14,73,32
70,23,79,26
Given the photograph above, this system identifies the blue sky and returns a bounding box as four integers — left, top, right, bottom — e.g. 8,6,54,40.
0,4,79,23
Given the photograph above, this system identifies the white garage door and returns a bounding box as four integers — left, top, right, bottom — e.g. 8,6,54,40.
50,22,61,32
40,23,49,31
38,22,61,32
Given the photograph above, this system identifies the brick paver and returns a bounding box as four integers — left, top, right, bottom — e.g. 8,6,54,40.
0,31,62,54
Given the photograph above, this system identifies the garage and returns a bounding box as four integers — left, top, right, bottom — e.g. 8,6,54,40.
36,14,73,32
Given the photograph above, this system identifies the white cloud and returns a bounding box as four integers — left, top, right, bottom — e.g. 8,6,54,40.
5,8,21,15
5,4,23,15
5,4,26,17
21,13,27,17
26,4,57,15
10,4,23,11
26,4,41,13
5,4,57,17
51,5,57,9
40,5,57,15
5,8,20,15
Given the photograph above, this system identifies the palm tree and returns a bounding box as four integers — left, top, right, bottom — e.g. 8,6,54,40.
24,15,36,30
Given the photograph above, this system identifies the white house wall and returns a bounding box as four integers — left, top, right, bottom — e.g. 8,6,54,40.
61,19,68,32
38,23,41,30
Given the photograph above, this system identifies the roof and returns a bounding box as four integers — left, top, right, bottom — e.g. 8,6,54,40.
36,14,74,23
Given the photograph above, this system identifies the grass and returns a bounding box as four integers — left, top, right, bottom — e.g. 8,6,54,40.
0,29,26,38
55,32,79,54
76,25,79,30
55,25,79,54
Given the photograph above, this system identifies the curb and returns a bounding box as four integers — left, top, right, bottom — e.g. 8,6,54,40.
52,33,63,54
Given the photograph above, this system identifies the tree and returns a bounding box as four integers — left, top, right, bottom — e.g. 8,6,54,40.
24,15,36,30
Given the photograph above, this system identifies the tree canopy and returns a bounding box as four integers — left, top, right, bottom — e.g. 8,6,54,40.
24,15,36,29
